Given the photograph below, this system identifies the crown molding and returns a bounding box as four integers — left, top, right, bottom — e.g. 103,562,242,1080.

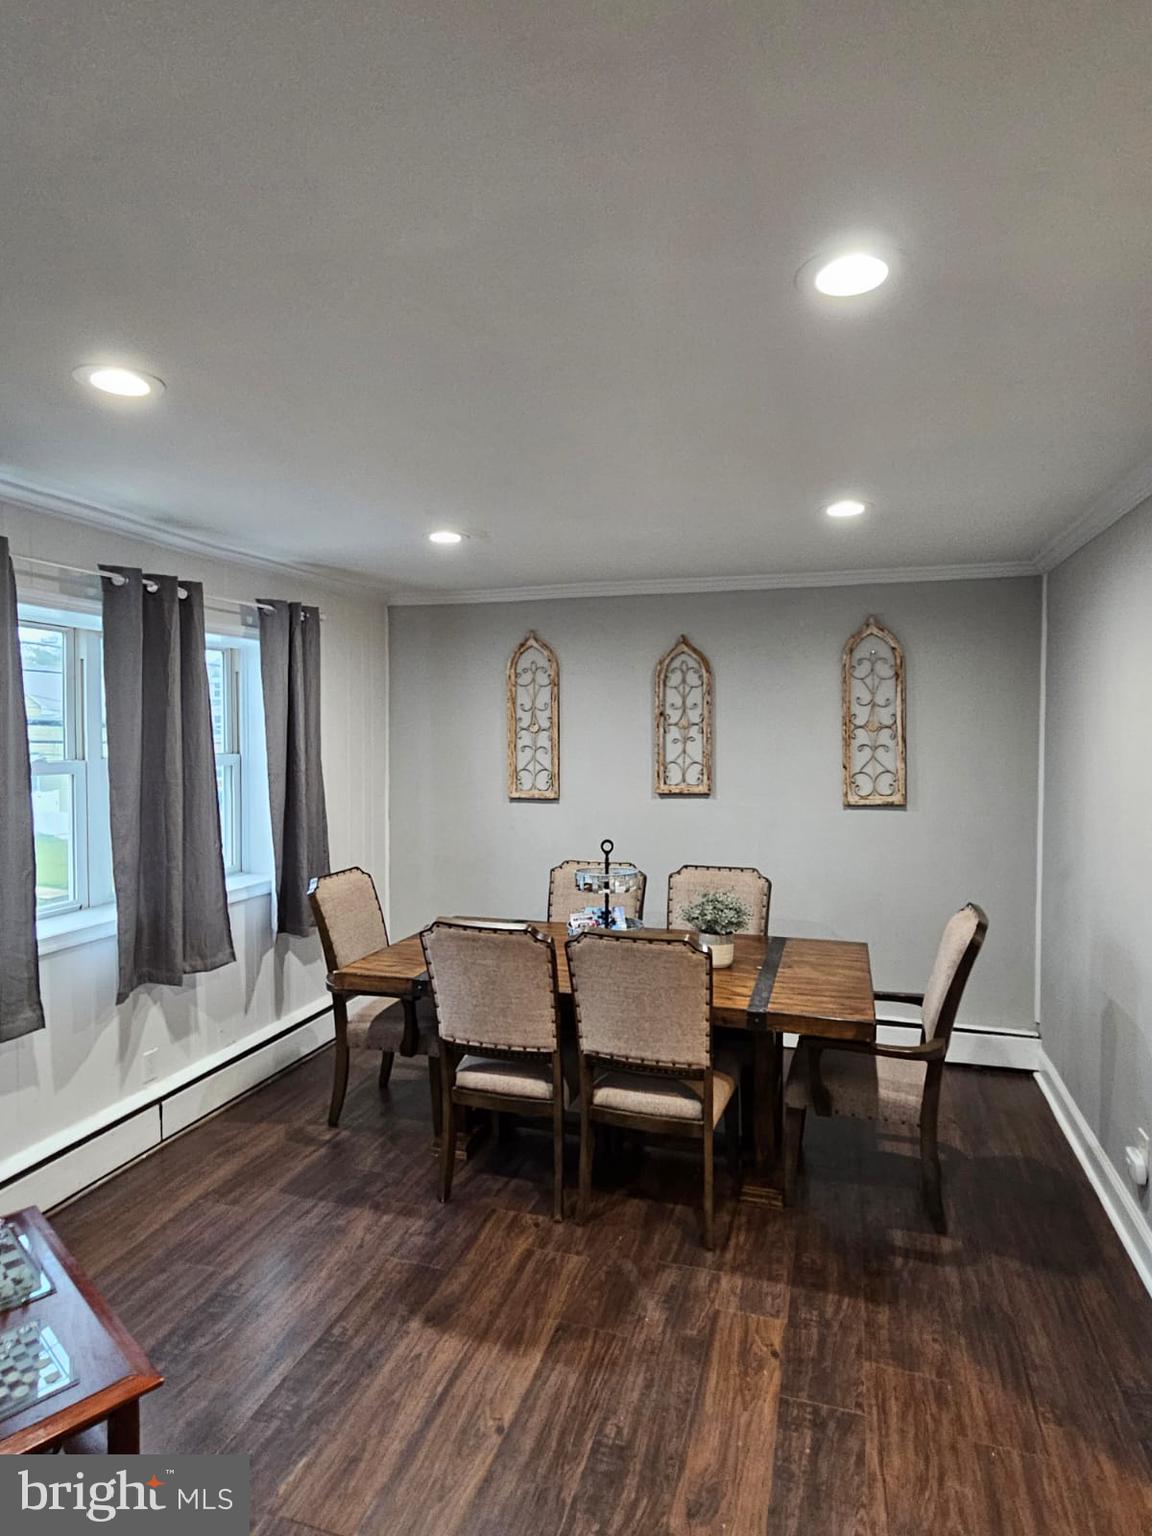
1034,453,1152,573
0,475,388,599
384,560,1039,606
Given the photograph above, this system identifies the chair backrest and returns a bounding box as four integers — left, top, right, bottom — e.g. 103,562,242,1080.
421,920,560,1054
548,859,647,922
666,865,771,935
309,867,388,972
566,931,712,1071
922,904,989,1044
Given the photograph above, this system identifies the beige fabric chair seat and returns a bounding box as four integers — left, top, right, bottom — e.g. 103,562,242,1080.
455,1054,557,1101
590,1061,737,1124
786,1045,926,1129
346,997,439,1056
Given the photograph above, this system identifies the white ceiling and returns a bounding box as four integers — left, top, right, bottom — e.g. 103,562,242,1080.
1,0,1150,597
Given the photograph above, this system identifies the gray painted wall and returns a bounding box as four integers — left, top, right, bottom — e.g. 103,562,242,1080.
389,579,1041,1031
1042,497,1152,1224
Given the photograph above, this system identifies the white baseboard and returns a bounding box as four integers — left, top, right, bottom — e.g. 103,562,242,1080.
1035,1051,1152,1299
845,1020,1043,1070
163,1009,334,1136
944,1028,1045,1070
0,1000,333,1215
0,1111,161,1215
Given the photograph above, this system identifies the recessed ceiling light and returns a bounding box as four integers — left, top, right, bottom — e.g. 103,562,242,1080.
428,530,463,545
812,252,889,297
73,364,165,397
825,499,867,519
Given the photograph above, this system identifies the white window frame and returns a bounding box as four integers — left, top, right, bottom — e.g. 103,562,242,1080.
206,638,246,877
20,596,267,948
21,614,113,916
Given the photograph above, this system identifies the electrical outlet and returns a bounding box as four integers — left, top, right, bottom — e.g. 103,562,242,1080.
142,1049,158,1084
1124,1127,1150,1189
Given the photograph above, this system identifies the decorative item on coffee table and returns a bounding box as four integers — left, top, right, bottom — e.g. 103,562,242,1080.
679,889,751,969
0,1219,50,1311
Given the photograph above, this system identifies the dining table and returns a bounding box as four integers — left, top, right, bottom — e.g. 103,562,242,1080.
330,920,876,1203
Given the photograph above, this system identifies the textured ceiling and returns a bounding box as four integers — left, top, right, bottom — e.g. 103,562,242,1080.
1,0,1150,595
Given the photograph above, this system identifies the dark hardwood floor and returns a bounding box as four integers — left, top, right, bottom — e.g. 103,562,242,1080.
51,1048,1152,1535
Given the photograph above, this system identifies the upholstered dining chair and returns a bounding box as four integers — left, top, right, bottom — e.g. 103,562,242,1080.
666,865,772,935
565,930,739,1250
783,903,989,1230
309,868,439,1129
421,920,568,1220
547,859,647,923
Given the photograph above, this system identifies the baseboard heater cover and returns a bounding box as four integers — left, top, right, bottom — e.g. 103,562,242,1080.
0,1005,334,1215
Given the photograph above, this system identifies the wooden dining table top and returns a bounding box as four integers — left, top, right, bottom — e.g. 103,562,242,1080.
332,921,877,1041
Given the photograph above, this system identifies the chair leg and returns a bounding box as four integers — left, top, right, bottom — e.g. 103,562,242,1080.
327,1006,351,1127
552,1099,565,1223
578,1110,594,1225
783,1107,805,1205
378,1051,394,1091
427,1056,443,1141
702,1123,715,1252
439,1086,457,1203
920,1063,946,1232
920,1121,946,1232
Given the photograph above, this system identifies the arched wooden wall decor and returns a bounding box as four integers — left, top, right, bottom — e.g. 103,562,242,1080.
842,616,906,807
507,632,560,800
654,634,713,797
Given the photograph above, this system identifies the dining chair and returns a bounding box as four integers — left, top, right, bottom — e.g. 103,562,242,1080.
783,902,989,1229
421,920,568,1220
547,859,647,923
565,930,739,1250
666,865,772,934
309,867,440,1129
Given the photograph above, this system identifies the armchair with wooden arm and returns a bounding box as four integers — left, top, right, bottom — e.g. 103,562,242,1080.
784,904,988,1229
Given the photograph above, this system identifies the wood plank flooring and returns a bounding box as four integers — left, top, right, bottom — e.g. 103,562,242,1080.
50,1048,1152,1535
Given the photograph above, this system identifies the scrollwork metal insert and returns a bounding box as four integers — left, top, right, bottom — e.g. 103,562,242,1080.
654,635,713,797
842,616,906,807
507,632,559,800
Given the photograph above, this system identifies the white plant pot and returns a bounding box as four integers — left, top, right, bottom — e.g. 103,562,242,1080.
698,932,735,968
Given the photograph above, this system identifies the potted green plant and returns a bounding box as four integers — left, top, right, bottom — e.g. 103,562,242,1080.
679,889,750,969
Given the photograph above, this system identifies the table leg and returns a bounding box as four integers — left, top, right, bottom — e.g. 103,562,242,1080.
740,1031,785,1206
106,1400,140,1454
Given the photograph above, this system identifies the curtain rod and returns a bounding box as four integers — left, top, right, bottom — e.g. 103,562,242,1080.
10,553,325,618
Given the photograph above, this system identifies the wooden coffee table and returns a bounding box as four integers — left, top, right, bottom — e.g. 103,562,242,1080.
0,1206,162,1454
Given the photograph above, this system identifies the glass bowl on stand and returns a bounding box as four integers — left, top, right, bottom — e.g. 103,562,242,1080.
568,839,644,935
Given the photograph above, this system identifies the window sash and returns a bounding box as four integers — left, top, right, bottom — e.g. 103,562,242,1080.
30,761,87,915
216,753,243,876
22,612,252,917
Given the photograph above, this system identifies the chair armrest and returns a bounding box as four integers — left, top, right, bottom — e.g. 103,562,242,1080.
873,990,925,1006
814,1036,945,1063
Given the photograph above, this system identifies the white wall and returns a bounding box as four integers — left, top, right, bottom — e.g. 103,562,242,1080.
389,578,1042,1032
1041,495,1152,1232
0,497,389,1184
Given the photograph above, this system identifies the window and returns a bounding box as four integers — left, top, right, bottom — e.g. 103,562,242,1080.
20,619,110,914
205,642,244,875
20,608,254,917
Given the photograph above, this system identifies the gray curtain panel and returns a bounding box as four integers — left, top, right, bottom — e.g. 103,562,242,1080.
258,600,330,936
101,567,235,1003
0,536,46,1043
